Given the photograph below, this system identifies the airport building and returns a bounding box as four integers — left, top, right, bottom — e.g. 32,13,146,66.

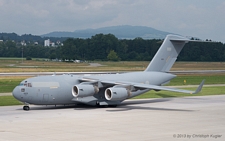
44,39,50,46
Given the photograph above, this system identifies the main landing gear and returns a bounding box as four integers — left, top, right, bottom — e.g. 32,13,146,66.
23,102,30,111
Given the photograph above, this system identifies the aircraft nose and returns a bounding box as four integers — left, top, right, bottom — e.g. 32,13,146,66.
12,86,21,101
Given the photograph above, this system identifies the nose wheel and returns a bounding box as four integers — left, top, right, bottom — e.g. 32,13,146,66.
23,102,30,111
23,106,30,111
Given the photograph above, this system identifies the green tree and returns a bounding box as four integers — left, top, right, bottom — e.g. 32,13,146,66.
61,38,78,60
26,56,32,60
49,53,56,59
107,50,120,61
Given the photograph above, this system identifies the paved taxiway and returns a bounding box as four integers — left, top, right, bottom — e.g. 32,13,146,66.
0,95,224,141
1,70,225,76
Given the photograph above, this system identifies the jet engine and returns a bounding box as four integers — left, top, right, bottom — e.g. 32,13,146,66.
72,84,99,97
105,87,130,101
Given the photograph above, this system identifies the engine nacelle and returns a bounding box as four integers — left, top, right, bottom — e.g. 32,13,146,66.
72,84,99,97
105,87,130,101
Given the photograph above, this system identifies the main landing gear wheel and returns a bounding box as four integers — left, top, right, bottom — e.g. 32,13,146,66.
23,106,30,111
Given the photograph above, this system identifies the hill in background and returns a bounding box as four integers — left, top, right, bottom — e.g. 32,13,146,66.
41,25,171,39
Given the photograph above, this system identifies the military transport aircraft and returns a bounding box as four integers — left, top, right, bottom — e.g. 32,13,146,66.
12,34,205,111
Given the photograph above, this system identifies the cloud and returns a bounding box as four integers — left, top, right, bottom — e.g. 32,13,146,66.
0,0,224,42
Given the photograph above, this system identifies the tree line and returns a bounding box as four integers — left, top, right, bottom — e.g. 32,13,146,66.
0,41,58,59
0,33,67,44
0,33,224,62
59,34,225,62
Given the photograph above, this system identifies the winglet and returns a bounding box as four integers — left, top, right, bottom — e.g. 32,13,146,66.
193,79,205,94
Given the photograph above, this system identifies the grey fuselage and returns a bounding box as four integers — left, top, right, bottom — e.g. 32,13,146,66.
12,71,176,106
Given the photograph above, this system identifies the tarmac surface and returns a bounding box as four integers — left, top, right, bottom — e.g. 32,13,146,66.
0,95,224,141
1,70,225,76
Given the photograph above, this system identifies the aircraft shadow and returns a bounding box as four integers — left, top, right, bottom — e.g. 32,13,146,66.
74,99,173,111
19,98,192,112
106,98,193,112
155,93,177,98
106,105,192,112
22,104,95,111
122,98,170,105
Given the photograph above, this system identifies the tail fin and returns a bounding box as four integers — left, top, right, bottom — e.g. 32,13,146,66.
145,34,190,72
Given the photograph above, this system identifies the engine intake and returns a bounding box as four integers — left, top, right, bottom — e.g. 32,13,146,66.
72,84,99,97
105,87,130,101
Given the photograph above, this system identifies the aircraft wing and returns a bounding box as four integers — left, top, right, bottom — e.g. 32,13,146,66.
133,80,205,94
80,78,205,94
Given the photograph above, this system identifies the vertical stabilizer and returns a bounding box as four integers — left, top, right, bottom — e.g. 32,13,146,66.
145,35,190,72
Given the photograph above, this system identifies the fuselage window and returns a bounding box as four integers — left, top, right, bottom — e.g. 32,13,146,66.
21,88,25,92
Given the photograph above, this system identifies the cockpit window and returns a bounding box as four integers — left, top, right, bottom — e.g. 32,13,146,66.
18,82,32,87
19,83,24,86
24,81,27,87
28,83,32,87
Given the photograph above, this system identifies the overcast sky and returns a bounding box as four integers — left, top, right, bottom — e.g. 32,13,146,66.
0,0,224,42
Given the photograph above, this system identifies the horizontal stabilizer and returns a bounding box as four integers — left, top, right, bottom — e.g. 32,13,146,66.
170,39,214,43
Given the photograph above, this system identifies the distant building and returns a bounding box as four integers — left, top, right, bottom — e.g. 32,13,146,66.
51,42,55,47
0,40,3,42
34,42,38,45
56,40,61,45
74,60,81,63
21,40,26,46
44,39,56,47
44,39,50,46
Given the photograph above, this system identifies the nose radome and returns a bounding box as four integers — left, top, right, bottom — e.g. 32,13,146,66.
12,86,20,101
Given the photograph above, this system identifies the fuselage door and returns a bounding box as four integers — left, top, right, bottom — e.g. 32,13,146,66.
43,94,49,102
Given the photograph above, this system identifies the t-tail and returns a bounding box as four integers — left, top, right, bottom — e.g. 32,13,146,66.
145,34,191,72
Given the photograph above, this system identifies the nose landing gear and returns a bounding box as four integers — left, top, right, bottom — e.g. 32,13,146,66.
23,106,30,111
23,102,30,111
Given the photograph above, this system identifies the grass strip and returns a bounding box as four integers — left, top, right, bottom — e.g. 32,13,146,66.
134,86,225,99
0,96,22,106
0,76,28,93
168,75,225,85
